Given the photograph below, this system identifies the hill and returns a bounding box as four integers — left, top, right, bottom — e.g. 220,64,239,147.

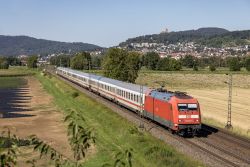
120,27,250,48
0,35,102,56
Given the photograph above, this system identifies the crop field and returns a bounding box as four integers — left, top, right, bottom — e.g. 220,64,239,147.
136,72,250,137
0,66,35,77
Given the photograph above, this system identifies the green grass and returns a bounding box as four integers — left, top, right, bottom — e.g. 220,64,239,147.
0,77,27,88
36,73,204,167
0,66,36,77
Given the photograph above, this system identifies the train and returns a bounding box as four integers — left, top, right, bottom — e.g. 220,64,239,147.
56,67,201,136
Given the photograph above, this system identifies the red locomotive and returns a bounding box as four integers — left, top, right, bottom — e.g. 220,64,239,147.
57,67,201,136
144,89,201,135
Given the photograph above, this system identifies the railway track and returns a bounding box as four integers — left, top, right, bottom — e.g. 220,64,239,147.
46,68,250,167
202,124,250,150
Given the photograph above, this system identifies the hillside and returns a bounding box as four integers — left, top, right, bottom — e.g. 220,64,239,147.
120,27,250,47
0,35,102,56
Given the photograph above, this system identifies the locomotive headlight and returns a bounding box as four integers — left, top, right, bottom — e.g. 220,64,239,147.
178,119,182,122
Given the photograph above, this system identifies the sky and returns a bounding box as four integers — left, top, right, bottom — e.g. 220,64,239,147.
0,0,250,47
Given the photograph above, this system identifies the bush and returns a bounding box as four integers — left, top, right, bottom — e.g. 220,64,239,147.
228,57,241,71
27,55,38,68
71,92,79,98
209,64,216,71
0,57,9,69
245,57,250,71
71,52,91,70
193,65,198,71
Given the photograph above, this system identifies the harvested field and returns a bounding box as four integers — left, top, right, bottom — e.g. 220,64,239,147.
0,76,72,165
137,73,250,137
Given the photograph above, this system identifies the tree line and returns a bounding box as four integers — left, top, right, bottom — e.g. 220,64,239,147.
50,49,250,83
0,56,38,69
1,48,250,83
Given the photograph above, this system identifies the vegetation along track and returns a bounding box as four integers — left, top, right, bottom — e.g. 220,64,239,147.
46,68,250,167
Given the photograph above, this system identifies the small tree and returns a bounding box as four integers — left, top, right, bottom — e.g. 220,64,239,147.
156,57,170,71
209,64,216,71
71,52,91,70
181,55,195,68
228,57,241,71
169,59,182,71
27,55,38,68
143,52,160,70
245,56,250,71
126,52,141,83
102,48,141,83
0,57,9,69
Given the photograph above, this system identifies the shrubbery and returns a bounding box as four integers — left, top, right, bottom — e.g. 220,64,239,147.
0,57,9,69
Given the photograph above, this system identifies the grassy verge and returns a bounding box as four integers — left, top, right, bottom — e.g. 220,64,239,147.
36,73,204,167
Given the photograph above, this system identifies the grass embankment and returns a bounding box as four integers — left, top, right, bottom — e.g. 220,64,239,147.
36,73,203,167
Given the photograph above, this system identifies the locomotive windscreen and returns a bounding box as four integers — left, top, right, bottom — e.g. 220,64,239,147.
178,104,198,111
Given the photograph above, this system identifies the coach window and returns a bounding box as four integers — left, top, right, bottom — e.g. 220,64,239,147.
136,95,138,103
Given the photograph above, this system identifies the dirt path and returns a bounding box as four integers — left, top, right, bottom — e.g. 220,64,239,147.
0,76,72,164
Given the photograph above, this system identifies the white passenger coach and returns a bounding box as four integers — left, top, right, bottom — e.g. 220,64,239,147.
56,67,149,112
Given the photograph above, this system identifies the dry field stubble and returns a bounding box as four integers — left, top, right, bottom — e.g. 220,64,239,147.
0,76,72,165
136,73,250,136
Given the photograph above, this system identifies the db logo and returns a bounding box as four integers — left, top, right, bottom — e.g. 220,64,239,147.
187,115,191,118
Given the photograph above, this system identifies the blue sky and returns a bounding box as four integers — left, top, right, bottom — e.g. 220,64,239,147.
0,0,250,47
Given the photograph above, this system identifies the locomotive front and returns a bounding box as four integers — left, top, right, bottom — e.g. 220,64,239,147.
170,94,201,136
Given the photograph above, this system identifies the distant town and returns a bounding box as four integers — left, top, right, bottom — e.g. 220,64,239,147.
118,41,250,60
